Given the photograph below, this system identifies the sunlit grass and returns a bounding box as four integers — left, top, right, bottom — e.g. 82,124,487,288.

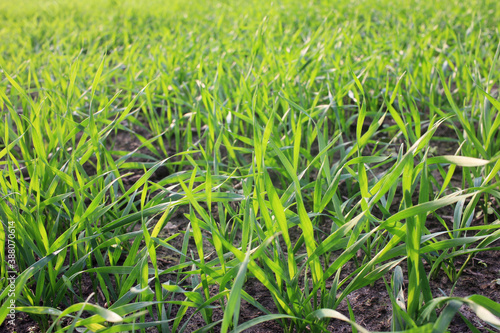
1,0,500,332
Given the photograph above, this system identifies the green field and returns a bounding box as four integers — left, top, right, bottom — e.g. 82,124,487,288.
1,0,500,332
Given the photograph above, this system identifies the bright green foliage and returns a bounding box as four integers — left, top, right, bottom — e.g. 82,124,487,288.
1,0,500,332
